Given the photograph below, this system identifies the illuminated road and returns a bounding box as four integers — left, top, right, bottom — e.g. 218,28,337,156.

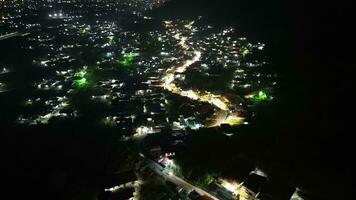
143,156,220,200
0,32,30,41
161,22,244,127
0,32,22,40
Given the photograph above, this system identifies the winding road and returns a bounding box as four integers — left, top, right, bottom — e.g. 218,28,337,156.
161,22,244,127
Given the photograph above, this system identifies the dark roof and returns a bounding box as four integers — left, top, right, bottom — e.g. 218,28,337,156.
258,179,294,200
243,174,268,194
188,190,201,200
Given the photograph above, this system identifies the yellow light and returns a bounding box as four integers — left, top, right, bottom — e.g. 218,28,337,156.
221,179,238,193
225,116,244,126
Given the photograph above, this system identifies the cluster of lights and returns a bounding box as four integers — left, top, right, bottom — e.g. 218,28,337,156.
73,68,90,88
18,96,75,125
11,7,275,134
119,53,137,67
245,90,269,104
160,21,246,127
48,12,67,19
134,126,156,137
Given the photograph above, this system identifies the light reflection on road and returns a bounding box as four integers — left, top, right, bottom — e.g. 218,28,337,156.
161,22,244,127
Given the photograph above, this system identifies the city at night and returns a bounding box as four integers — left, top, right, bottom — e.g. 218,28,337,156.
1,1,353,200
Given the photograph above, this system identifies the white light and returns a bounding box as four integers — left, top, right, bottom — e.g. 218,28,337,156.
221,180,238,193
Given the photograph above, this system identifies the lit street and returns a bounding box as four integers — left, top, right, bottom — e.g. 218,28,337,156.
143,155,220,200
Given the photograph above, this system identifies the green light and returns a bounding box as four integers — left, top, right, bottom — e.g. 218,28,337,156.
119,53,136,67
258,91,268,99
73,68,91,88
73,77,88,88
241,47,250,57
74,70,87,78
252,90,268,103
